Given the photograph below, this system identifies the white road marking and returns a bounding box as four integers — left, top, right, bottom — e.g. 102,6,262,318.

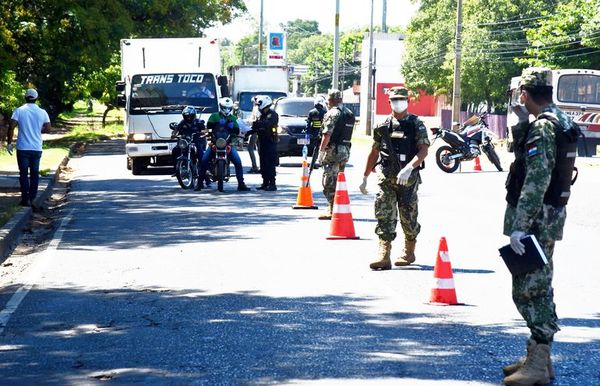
0,210,73,334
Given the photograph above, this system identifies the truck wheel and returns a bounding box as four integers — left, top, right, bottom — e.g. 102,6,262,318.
131,158,147,175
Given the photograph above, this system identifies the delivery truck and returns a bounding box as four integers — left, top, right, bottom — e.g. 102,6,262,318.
116,38,228,175
228,65,289,120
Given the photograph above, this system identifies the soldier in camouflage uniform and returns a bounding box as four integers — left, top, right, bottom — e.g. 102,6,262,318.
502,68,579,386
317,89,355,220
359,86,429,270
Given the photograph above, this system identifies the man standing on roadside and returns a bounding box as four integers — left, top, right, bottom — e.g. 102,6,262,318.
317,89,355,220
7,88,51,207
359,86,429,270
501,67,579,386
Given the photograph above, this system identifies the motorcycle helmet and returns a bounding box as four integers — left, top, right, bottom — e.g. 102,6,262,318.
314,96,326,109
182,106,197,123
219,97,234,116
254,95,272,111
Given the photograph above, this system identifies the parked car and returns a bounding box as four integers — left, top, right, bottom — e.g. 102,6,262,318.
274,97,320,157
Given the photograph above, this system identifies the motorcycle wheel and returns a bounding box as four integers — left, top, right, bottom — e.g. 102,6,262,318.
216,160,225,192
436,145,461,173
176,159,195,189
484,145,503,171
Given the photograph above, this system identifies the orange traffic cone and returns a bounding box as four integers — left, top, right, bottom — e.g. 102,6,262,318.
292,160,318,209
430,237,459,305
473,156,482,171
326,172,359,240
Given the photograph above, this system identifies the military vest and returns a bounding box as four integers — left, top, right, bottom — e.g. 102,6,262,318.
380,114,419,172
505,113,580,208
329,106,355,147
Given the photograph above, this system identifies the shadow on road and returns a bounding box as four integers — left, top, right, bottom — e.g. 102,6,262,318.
2,288,598,384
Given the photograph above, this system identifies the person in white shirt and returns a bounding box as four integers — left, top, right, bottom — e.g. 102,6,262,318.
7,88,51,207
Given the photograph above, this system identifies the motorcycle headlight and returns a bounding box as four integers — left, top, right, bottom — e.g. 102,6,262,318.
177,138,188,149
216,138,227,149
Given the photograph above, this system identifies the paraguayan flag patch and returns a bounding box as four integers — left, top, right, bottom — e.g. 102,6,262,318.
527,142,539,157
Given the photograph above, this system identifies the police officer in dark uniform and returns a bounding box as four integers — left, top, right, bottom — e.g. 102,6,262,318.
359,86,429,270
171,106,207,181
247,95,279,191
306,96,327,138
317,89,355,219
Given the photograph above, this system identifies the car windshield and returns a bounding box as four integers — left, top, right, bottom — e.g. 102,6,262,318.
275,99,313,117
239,92,287,111
129,73,218,114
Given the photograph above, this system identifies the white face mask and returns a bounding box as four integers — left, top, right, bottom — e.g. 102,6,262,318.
391,100,408,112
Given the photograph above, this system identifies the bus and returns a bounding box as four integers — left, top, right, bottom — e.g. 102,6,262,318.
508,69,600,156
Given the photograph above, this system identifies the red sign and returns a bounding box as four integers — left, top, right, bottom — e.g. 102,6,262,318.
375,82,437,117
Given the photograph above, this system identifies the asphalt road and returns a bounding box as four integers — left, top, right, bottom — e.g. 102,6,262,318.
0,138,598,385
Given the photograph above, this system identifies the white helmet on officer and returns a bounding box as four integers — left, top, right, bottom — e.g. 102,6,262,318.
219,97,234,116
254,95,272,112
314,95,327,109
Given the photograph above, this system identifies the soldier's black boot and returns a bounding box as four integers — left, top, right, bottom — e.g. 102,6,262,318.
256,180,268,190
237,182,250,191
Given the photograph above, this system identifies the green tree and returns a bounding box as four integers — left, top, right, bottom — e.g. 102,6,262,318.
0,0,247,118
402,0,599,113
519,0,600,68
281,19,321,51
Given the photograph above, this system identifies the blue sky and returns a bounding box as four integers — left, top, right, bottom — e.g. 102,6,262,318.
205,0,419,42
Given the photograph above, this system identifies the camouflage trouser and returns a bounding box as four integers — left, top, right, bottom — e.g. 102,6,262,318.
374,175,420,242
322,145,350,210
512,238,559,343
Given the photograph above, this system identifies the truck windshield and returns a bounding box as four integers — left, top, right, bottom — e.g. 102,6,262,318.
129,73,218,114
239,91,287,111
557,74,600,105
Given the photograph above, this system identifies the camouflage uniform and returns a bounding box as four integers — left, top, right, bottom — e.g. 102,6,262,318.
373,115,430,242
504,68,571,344
321,95,351,211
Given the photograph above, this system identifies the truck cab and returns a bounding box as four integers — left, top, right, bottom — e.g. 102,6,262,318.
116,38,228,174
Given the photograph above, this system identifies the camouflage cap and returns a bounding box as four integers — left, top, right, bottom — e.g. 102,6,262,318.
327,89,342,100
519,67,553,88
387,86,408,100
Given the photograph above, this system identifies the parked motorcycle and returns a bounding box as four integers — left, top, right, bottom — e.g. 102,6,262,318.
430,113,503,173
170,122,201,189
206,126,232,192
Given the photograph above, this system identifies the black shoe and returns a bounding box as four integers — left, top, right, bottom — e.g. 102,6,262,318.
256,184,267,190
18,199,31,207
237,183,250,191
264,184,277,191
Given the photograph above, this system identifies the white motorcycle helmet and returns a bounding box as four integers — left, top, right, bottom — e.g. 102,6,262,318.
314,96,327,109
254,95,273,111
219,97,234,116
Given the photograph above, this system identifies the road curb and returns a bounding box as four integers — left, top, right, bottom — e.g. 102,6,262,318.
0,148,72,262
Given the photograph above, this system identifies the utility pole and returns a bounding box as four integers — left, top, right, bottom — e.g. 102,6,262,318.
332,0,340,90
258,0,264,65
365,0,375,136
382,0,387,33
451,0,463,124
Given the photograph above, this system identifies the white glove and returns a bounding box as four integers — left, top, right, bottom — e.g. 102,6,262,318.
510,231,527,255
396,164,414,186
6,143,14,155
510,104,529,122
359,176,368,195
317,151,326,164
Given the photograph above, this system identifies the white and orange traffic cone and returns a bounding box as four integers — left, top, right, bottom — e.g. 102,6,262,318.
292,160,318,209
326,172,359,240
473,156,482,172
430,237,459,305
